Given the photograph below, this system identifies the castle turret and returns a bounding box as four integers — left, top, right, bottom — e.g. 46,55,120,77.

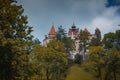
43,25,56,47
68,23,79,39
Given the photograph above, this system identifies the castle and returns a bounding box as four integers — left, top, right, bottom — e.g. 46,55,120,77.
43,25,56,47
43,24,101,59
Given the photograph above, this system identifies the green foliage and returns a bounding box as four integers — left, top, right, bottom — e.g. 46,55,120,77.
56,26,74,53
31,42,68,80
90,38,101,46
79,30,89,46
0,0,33,79
65,64,95,80
95,28,101,46
62,37,74,53
90,28,101,46
104,47,120,80
115,30,120,50
55,26,74,58
82,46,105,80
47,40,65,53
102,32,115,49
103,30,120,50
56,25,66,41
79,29,89,60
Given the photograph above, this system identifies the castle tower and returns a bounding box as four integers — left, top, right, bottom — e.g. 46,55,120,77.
68,23,80,58
43,25,56,47
68,23,79,39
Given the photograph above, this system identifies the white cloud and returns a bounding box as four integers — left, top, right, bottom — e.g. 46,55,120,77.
91,17,114,33
90,6,120,37
102,7,119,18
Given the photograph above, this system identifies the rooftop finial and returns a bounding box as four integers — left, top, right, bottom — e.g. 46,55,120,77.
52,22,54,26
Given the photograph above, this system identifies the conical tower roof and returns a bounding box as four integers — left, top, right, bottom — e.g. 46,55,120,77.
49,25,56,35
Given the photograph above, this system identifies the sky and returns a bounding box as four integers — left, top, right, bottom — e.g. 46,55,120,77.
17,0,120,42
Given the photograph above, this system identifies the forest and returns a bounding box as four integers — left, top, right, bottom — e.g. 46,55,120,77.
0,0,120,80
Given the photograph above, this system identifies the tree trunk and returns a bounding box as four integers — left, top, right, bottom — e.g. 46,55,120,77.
40,72,42,80
83,46,86,60
113,70,116,80
96,67,102,80
99,67,102,80
46,68,49,80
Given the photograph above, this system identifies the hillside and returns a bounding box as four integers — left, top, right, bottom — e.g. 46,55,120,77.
65,64,95,80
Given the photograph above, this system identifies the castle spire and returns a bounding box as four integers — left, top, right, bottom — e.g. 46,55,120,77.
48,25,56,39
49,25,55,35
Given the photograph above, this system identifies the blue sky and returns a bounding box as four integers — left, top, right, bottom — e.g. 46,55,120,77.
17,0,120,42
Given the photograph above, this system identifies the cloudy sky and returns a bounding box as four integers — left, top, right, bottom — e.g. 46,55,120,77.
17,0,120,41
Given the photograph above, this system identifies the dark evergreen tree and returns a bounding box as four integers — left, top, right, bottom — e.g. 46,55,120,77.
56,25,74,54
33,38,41,44
56,25,67,41
95,28,101,40
90,28,101,46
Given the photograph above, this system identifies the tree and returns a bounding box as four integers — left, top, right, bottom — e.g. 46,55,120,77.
115,30,120,50
79,29,89,60
102,32,115,50
104,47,120,80
90,28,101,46
83,46,105,80
95,28,101,45
47,40,65,53
102,30,120,50
0,0,33,79
32,43,68,80
56,26,74,54
62,37,74,54
56,25,67,41
90,38,99,46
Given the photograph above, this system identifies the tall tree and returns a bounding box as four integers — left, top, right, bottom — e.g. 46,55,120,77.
102,32,115,50
95,28,101,45
0,0,33,79
104,47,120,80
56,26,74,54
90,28,101,46
62,37,74,54
56,25,66,41
79,29,89,60
83,46,105,80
